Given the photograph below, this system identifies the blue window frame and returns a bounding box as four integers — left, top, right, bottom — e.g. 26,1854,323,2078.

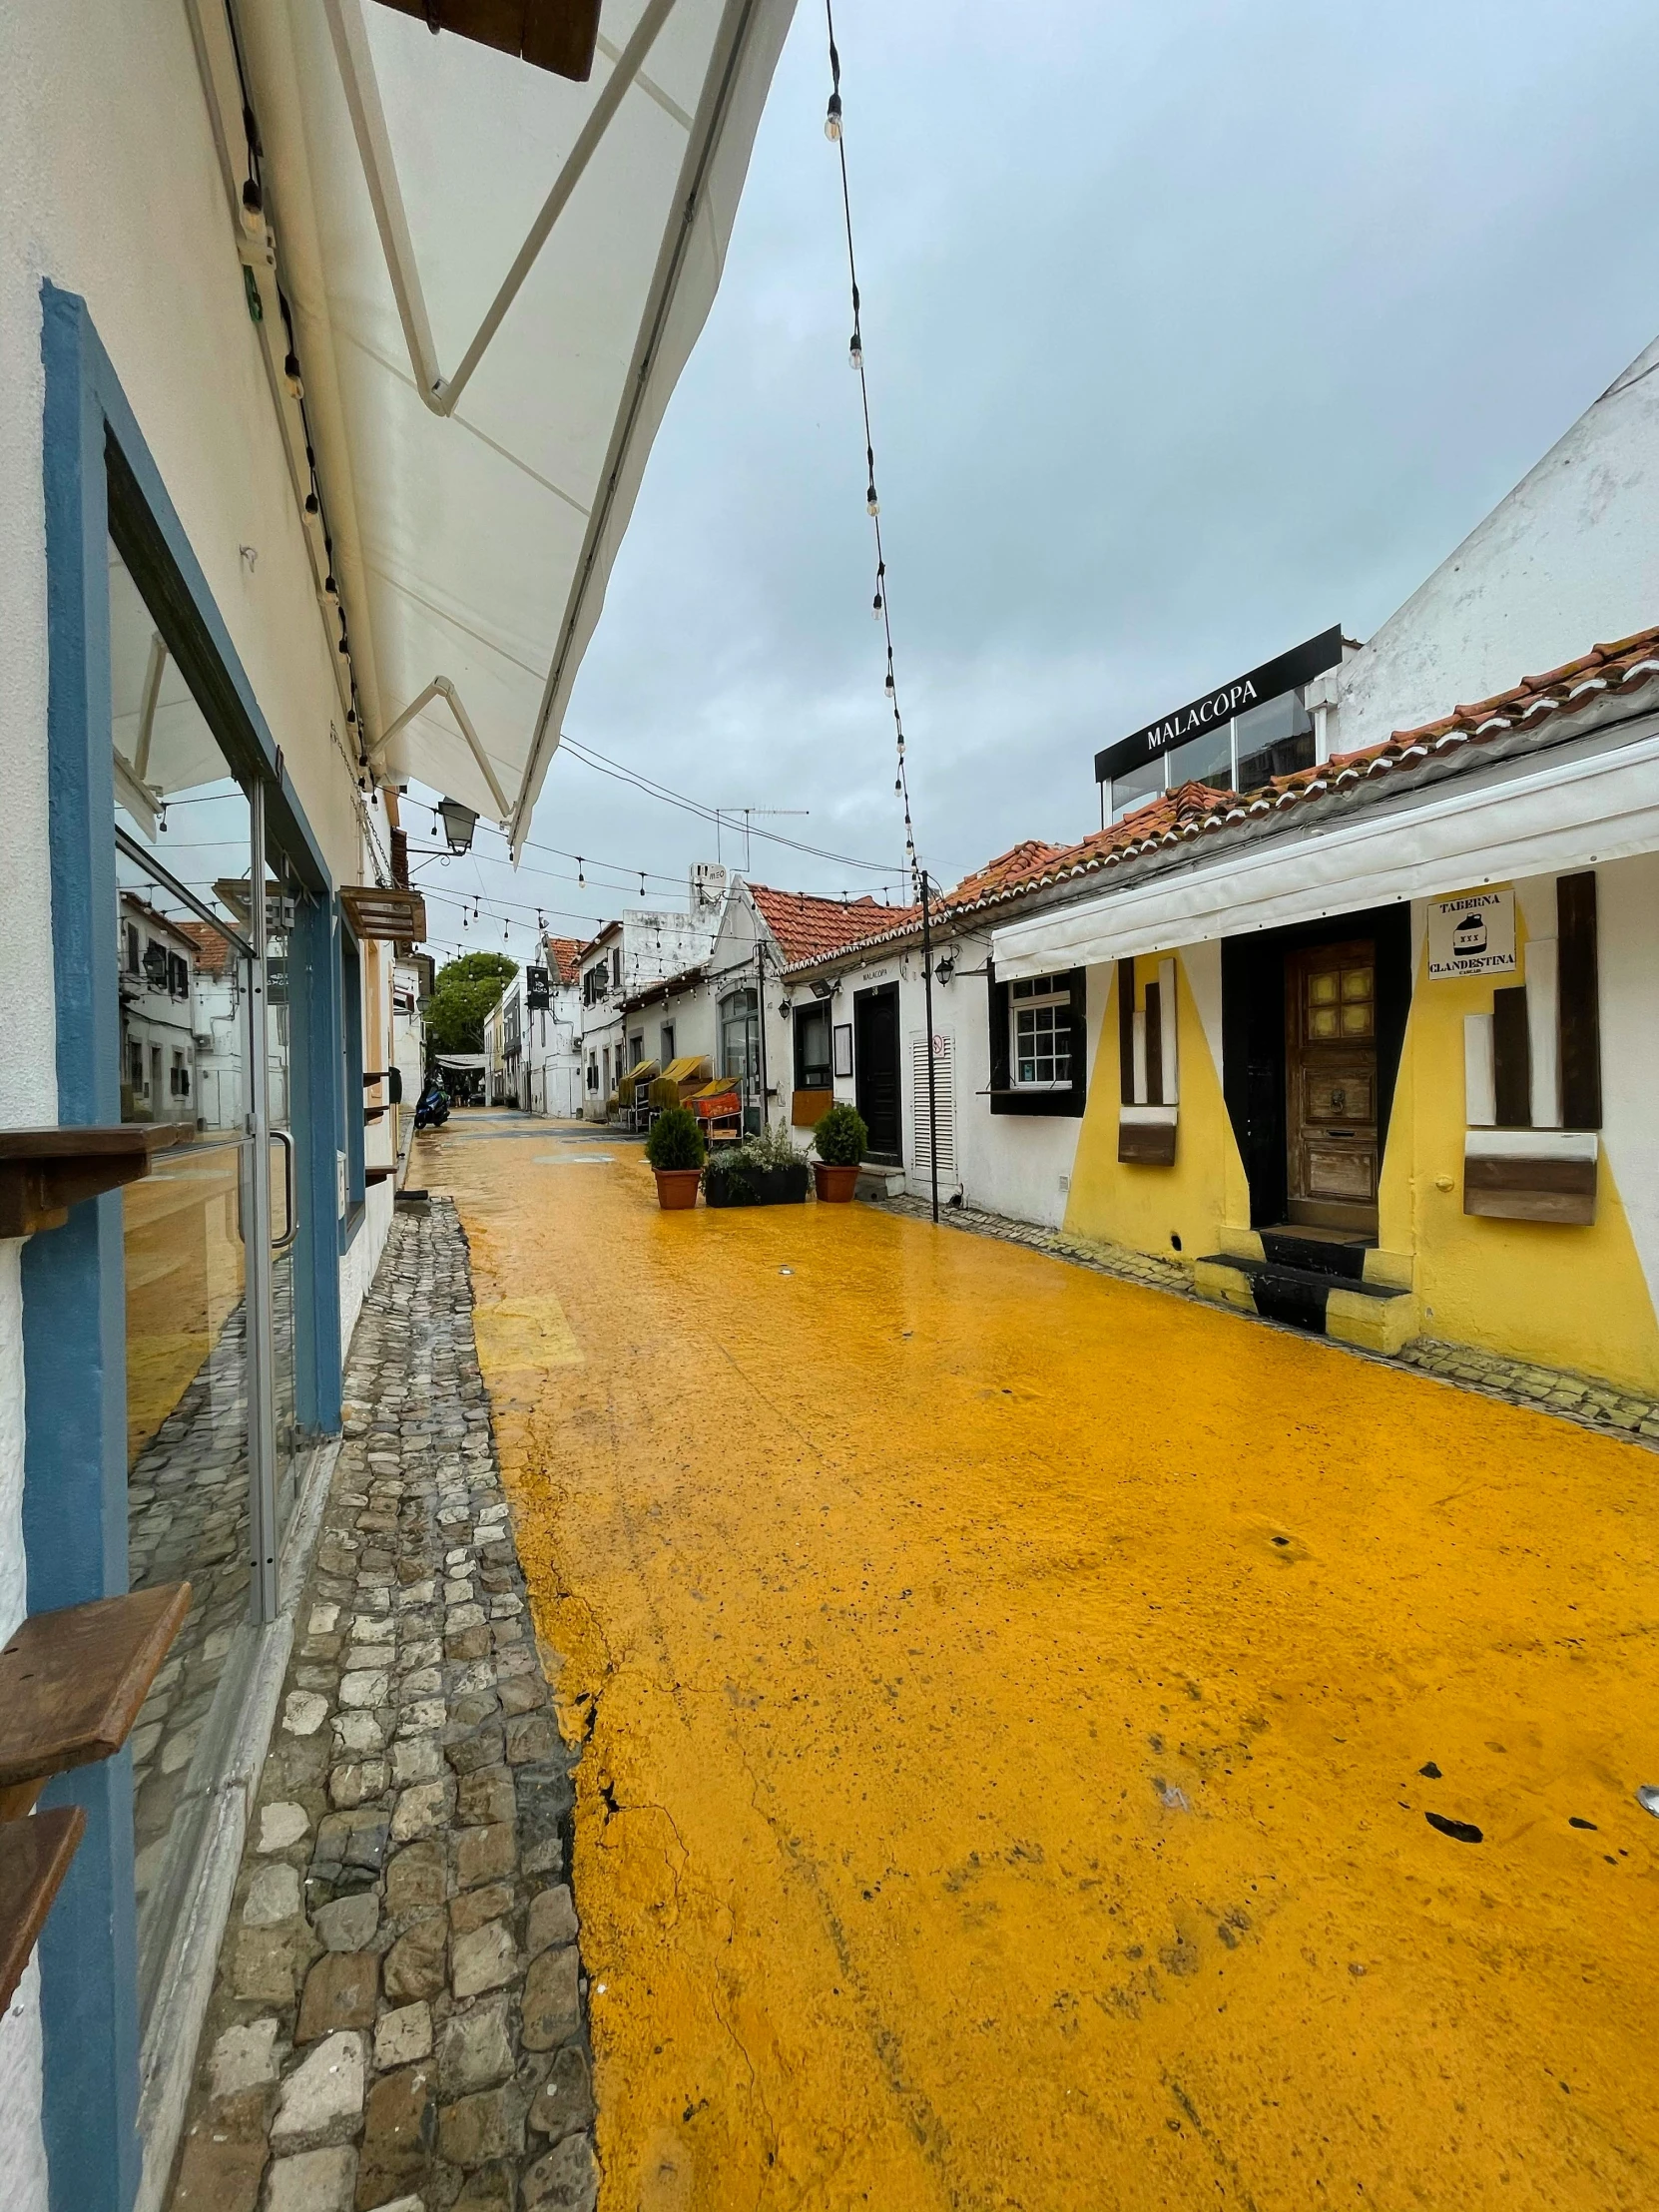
24,280,349,2212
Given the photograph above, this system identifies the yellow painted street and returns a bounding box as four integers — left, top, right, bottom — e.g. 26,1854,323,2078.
422,1114,1659,2212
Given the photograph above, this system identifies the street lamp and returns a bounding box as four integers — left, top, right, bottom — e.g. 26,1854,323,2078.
438,797,478,854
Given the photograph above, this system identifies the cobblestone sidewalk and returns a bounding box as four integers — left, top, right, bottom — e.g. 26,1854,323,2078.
881,1191,1659,1444
169,1201,597,2212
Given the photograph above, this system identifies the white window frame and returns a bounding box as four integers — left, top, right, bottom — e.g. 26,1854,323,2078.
1009,973,1073,1091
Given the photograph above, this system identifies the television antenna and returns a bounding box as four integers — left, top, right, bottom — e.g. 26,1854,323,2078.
715,807,809,872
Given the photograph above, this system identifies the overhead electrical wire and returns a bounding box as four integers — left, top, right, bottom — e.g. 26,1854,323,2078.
824,0,921,893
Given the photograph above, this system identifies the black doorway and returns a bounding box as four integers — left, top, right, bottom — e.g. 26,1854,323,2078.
854,983,901,1163
1220,903,1411,1231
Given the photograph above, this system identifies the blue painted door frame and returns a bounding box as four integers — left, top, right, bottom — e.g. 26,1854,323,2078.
22,282,347,2212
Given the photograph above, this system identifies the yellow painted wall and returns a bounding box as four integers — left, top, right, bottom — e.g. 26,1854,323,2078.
1064,954,1250,1259
1058,917,1659,1395
1397,910,1659,1395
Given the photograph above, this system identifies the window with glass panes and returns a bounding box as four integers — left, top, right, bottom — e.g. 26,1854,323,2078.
1010,974,1072,1087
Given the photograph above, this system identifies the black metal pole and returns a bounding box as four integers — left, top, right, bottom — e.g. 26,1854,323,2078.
919,871,939,1224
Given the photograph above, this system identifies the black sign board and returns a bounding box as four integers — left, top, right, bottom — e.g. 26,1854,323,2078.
1093,625,1344,787
524,964,551,1010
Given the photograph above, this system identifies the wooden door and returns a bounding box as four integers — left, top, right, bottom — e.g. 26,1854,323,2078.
1286,940,1379,1233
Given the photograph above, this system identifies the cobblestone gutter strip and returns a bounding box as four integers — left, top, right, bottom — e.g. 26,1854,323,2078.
879,1192,1659,1445
168,1201,597,2212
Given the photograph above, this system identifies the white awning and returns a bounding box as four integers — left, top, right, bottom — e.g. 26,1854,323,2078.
244,0,794,847
991,724,1659,978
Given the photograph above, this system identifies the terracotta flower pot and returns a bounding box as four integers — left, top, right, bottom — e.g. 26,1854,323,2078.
813,1162,860,1204
653,1168,701,1211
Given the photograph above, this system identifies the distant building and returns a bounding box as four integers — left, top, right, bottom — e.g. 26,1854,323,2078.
118,895,199,1126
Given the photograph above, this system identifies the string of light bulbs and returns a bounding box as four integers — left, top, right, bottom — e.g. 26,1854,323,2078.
824,1,920,896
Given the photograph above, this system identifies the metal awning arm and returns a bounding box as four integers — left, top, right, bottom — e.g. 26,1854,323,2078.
321,0,678,418
369,675,511,823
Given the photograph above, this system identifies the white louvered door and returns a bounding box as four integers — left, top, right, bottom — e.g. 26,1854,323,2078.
909,1032,956,1181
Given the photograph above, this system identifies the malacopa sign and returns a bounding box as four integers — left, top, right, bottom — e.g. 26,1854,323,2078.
1093,624,1345,787
1426,889,1516,978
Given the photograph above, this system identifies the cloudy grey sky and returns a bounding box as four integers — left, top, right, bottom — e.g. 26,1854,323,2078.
414,0,1659,960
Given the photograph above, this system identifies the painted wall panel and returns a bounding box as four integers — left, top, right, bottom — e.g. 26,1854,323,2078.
1065,956,1244,1260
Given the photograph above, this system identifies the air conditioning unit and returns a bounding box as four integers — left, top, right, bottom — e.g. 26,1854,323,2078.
194,1031,214,1050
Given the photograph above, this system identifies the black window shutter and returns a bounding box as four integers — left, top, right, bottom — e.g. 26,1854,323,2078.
988,961,1010,1097
1066,968,1088,1116
1491,985,1531,1128
1557,870,1601,1130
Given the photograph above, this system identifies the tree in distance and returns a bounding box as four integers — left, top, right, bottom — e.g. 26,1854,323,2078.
425,950,517,1053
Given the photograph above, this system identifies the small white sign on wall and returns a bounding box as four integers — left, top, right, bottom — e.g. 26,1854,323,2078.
1427,888,1516,978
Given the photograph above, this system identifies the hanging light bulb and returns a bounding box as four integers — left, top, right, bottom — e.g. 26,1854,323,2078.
884,671,895,696
304,489,319,516
577,857,585,886
825,91,841,141
871,589,883,616
848,327,862,371
865,482,879,516
639,871,646,896
282,351,303,399
324,573,338,601
240,177,264,239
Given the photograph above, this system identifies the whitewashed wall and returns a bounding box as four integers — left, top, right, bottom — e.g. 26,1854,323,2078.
1331,333,1659,758
0,6,399,2186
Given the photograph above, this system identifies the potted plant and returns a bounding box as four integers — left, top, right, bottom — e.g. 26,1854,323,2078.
702,1120,811,1208
644,1104,706,1209
812,1102,866,1201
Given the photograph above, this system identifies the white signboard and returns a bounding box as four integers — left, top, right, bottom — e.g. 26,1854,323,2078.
1427,889,1515,978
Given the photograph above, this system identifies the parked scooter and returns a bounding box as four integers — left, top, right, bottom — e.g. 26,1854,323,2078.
414,1080,450,1131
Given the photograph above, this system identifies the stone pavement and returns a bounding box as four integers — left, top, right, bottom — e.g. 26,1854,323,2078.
168,1200,597,2212
881,1189,1659,1443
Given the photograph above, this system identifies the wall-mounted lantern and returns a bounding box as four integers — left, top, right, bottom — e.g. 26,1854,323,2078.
438,797,478,854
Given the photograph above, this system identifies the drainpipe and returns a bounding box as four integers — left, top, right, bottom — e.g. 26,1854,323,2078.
920,873,939,1225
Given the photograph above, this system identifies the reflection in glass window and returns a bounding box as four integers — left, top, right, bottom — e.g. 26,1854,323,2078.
110,536,262,2022
1165,717,1232,790
794,1001,831,1090
720,988,759,1084
1235,687,1315,792
1108,753,1166,821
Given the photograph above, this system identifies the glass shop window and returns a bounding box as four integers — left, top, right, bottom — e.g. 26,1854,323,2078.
1164,716,1233,790
1109,754,1166,821
1235,688,1316,792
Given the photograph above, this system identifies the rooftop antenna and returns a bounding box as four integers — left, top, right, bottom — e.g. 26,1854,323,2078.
716,807,810,872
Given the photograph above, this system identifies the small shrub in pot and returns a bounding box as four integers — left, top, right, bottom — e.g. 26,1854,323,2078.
645,1104,705,1209
812,1101,866,1202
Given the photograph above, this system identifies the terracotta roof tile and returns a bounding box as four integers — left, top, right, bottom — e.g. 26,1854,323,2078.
779,621,1659,969
174,917,236,977
541,935,583,985
750,882,922,963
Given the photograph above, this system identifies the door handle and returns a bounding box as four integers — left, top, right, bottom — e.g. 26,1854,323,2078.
271,1127,297,1252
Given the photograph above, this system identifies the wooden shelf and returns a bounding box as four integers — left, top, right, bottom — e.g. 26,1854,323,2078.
0,1125,186,1238
364,1166,396,1186
0,1807,85,2014
0,1583,191,1813
364,1104,389,1122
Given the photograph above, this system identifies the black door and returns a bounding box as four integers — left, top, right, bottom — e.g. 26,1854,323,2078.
854,984,901,1162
